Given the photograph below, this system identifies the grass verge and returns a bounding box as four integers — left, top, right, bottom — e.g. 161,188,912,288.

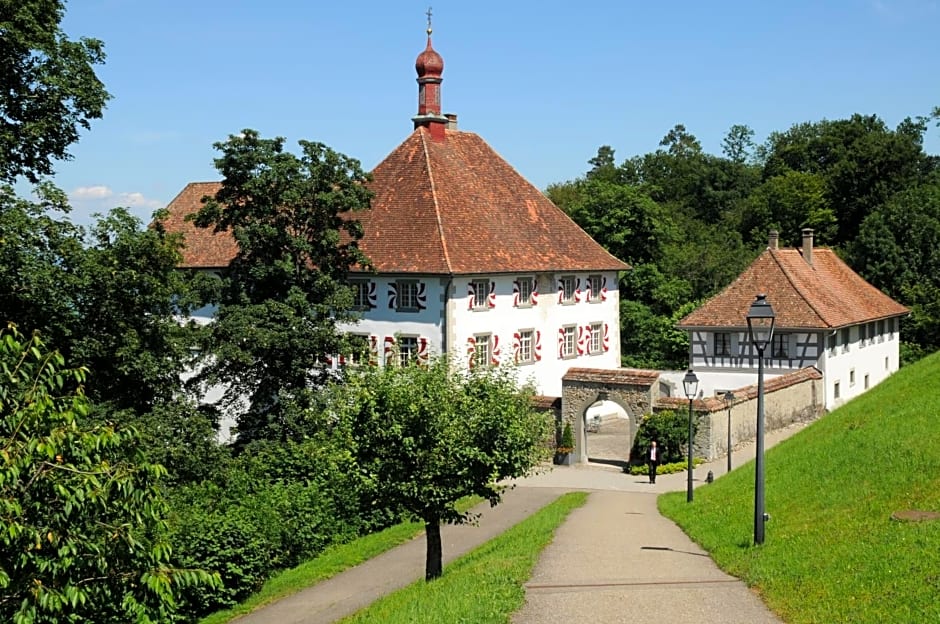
340,491,588,623
199,496,484,624
659,351,940,624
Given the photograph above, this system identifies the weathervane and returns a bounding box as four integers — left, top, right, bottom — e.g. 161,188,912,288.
426,6,433,35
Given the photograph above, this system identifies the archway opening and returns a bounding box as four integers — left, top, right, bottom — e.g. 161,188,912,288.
583,399,632,468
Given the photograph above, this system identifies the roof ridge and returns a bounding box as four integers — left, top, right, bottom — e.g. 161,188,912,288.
771,248,829,327
419,129,453,273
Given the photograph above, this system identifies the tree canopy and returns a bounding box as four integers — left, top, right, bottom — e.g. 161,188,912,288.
191,129,373,444
334,357,550,580
0,325,216,623
0,0,110,183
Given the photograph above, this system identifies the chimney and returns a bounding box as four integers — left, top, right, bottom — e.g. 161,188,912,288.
445,113,457,130
801,228,814,266
768,230,779,250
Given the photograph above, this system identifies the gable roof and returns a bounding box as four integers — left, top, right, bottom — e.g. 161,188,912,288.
678,247,908,330
160,181,232,268
160,127,629,275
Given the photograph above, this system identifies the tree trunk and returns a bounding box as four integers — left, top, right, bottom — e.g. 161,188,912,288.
425,519,443,580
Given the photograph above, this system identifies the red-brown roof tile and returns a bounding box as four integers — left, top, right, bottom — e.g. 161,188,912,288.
160,181,232,268
562,367,660,387
160,127,629,274
678,247,908,330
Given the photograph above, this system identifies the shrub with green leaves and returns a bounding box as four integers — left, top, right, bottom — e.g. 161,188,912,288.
0,324,216,623
630,409,695,464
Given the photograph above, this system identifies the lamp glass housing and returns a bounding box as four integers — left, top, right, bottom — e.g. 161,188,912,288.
746,294,776,351
682,369,699,400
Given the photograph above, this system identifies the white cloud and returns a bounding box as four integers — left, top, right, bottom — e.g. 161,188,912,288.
67,185,166,225
71,185,114,200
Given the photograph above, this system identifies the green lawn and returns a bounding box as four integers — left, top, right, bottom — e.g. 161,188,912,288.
660,351,940,624
340,492,587,623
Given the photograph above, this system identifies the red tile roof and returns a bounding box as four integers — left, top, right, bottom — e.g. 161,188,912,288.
160,181,232,268
160,127,629,274
655,367,823,412
678,247,908,330
562,367,660,387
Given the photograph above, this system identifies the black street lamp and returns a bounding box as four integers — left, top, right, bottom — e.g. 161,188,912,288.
722,390,735,473
746,293,775,545
682,368,699,503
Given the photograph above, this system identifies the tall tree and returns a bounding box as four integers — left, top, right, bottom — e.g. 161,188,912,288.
0,190,200,415
0,0,110,183
192,129,372,443
722,124,756,164
760,114,930,243
0,325,216,623
337,357,549,580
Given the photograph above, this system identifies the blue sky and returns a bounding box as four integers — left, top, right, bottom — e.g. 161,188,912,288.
46,0,940,224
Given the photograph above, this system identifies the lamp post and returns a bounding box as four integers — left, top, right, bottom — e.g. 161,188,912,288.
746,293,775,545
722,390,735,473
682,368,699,503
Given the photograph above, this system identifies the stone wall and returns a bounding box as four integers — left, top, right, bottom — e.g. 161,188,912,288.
655,367,825,460
561,368,658,463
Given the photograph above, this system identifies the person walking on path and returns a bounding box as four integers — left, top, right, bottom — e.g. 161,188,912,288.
648,440,661,484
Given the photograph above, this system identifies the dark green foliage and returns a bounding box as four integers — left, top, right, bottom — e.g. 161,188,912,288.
335,357,550,580
0,188,201,416
0,325,216,623
0,0,110,183
558,421,574,451
760,113,931,244
167,438,391,617
630,410,695,465
190,129,372,444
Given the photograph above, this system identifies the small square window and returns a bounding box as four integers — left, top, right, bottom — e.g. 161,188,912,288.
398,336,419,366
470,279,489,310
559,276,576,304
472,334,492,369
396,281,419,312
515,276,534,307
587,275,603,302
517,329,534,364
560,325,577,358
849,369,856,386
589,322,603,354
714,333,731,357
834,381,841,399
772,334,788,358
351,279,371,310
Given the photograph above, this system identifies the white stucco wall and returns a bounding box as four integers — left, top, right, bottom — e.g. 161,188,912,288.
819,321,900,410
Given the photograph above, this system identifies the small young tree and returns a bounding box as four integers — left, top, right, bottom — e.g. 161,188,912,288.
336,357,550,580
0,325,216,623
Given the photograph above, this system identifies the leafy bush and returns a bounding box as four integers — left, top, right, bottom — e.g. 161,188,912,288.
626,459,704,476
166,437,403,619
557,421,574,452
630,409,696,464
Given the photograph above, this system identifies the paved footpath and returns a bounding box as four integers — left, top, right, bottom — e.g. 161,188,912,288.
234,423,806,623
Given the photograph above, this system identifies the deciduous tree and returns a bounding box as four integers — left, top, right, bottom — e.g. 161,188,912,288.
191,129,372,444
336,357,550,580
0,325,216,623
0,0,110,183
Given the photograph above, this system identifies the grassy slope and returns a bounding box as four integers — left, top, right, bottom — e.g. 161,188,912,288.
660,351,940,624
340,492,588,624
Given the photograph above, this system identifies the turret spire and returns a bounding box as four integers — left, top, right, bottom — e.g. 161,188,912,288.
412,8,447,141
